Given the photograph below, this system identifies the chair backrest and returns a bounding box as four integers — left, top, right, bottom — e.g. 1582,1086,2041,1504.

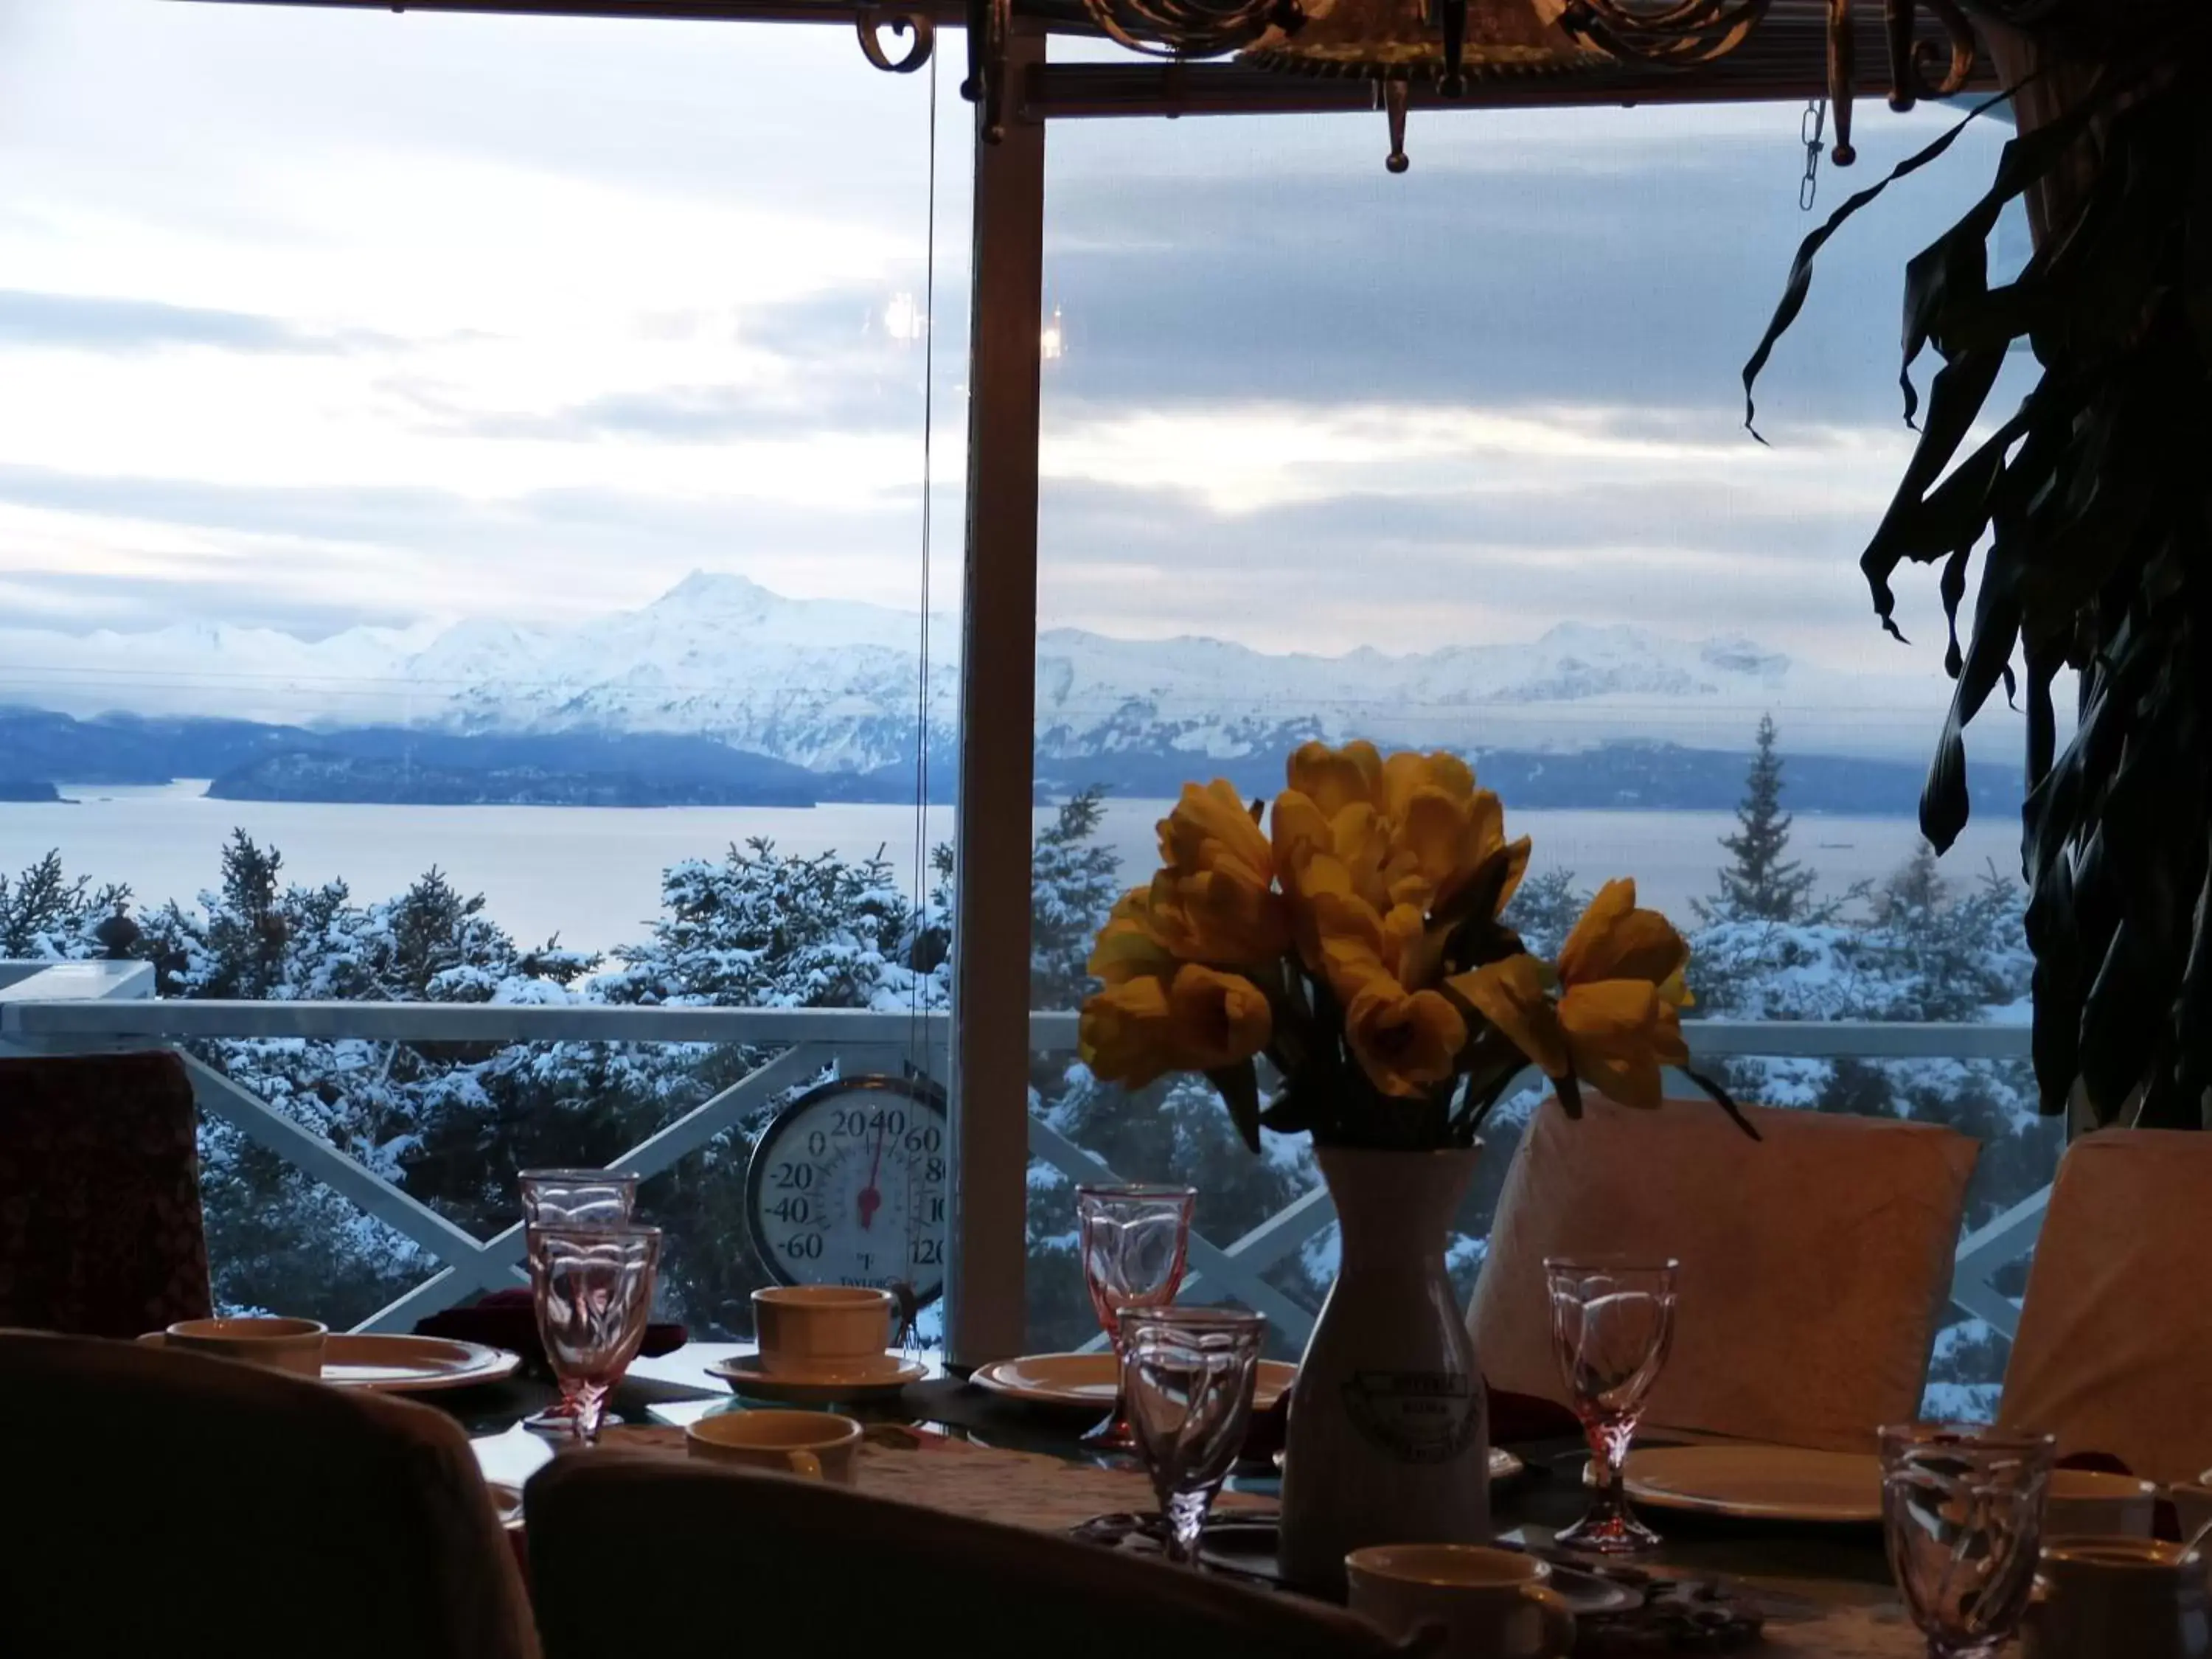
0,1050,212,1336
0,1330,540,1659
1470,1096,1979,1452
524,1452,1402,1659
2000,1128,2212,1482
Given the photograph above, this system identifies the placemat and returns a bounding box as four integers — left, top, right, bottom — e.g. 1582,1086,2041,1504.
598,1422,1270,1534
1757,1601,1922,1657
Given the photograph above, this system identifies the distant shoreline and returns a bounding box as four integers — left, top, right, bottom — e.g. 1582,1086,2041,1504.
0,706,2021,817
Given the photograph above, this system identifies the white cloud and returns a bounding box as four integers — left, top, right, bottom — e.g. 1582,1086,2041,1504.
0,0,2023,691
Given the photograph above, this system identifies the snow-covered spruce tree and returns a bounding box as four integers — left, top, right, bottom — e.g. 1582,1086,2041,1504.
1500,866,1590,960
1025,790,1321,1356
0,850,129,960
1686,840,2043,1417
1030,788,1123,1012
593,838,947,1331
1698,713,1820,926
137,833,595,1324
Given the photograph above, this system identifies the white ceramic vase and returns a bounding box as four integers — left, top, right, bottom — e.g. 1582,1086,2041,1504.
1278,1144,1490,1596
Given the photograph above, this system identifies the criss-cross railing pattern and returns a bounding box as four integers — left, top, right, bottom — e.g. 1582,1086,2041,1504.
0,961,2042,1341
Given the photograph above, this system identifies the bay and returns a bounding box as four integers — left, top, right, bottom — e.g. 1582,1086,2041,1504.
0,783,2024,960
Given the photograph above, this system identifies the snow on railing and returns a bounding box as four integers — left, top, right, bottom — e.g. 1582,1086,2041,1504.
0,971,2042,1340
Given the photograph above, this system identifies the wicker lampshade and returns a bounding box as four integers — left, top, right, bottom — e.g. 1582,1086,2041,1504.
1240,0,1608,85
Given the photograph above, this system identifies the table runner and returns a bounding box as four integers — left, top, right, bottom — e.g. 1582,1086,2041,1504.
599,1422,1270,1534
597,1424,1927,1652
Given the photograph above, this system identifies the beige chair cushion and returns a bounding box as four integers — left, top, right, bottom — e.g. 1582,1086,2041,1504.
1470,1096,1979,1453
2000,1129,2212,1483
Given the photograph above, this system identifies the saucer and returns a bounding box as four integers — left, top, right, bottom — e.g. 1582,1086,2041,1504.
707,1354,928,1403
974,1352,1298,1413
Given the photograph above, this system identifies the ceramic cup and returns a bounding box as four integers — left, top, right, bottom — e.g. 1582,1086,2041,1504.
2045,1469,2160,1539
751,1285,897,1379
161,1316,328,1377
1346,1545,1576,1659
686,1409,865,1485
2025,1538,2212,1659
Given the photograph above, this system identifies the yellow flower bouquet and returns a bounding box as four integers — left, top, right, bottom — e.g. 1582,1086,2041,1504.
1077,740,1750,1150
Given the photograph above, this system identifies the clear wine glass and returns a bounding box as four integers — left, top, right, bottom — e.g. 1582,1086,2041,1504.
1076,1183,1197,1451
1882,1422,2056,1659
526,1222,662,1444
1117,1304,1267,1566
1545,1254,1679,1554
518,1169,641,1431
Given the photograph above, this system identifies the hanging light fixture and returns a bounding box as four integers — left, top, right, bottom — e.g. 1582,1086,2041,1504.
1240,0,1613,171
962,0,1986,178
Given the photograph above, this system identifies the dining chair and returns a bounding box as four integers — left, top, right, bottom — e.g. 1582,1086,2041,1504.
524,1451,1411,1659
1469,1095,1980,1453
0,1050,213,1338
1999,1128,2212,1483
0,1329,540,1659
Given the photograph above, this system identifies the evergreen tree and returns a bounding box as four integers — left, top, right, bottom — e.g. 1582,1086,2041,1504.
0,850,128,959
1020,789,1320,1354
1700,713,1818,923
1029,787,1122,1012
594,838,947,1328
1501,866,1589,959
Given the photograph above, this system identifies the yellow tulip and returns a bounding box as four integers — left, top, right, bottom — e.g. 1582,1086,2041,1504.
1329,803,1397,912
1450,881,1698,1108
1343,975,1468,1098
1077,975,1178,1089
1158,779,1273,888
1087,886,1180,987
1557,979,1691,1111
1164,964,1273,1072
1149,863,1289,968
1269,788,1333,883
1380,749,1476,821
1287,740,1383,818
1560,879,1691,994
1388,786,1529,917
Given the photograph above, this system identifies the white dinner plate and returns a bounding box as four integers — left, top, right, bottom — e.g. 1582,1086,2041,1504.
973,1352,1299,1413
139,1331,521,1394
707,1355,929,1403
319,1334,523,1393
1617,1444,1884,1523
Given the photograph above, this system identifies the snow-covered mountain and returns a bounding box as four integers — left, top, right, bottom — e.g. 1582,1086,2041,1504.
0,571,1975,768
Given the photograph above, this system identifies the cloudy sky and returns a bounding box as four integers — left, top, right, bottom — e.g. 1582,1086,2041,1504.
0,1,2029,700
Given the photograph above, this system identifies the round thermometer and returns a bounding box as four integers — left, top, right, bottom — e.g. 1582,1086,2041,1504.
743,1074,949,1305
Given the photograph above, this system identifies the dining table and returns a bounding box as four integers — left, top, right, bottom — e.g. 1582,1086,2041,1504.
429,1342,1922,1658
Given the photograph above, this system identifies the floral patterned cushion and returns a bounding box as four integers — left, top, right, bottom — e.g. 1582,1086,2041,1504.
0,1051,212,1337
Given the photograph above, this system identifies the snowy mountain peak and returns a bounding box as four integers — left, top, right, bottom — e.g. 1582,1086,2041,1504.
656,570,778,613
0,574,1957,768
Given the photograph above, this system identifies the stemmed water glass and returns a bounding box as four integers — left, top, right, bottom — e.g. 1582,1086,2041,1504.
1117,1304,1267,1566
526,1221,662,1444
1545,1254,1679,1554
519,1168,640,1230
1882,1422,2056,1659
518,1169,641,1431
1076,1183,1197,1450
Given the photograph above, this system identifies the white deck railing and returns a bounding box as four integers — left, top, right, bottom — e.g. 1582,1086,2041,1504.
0,961,2043,1342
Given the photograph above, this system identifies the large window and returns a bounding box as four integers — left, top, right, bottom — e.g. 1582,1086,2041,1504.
0,0,968,1333
1024,96,2047,1411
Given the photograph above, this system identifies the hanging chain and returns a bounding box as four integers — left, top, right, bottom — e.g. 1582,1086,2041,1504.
1799,96,1827,212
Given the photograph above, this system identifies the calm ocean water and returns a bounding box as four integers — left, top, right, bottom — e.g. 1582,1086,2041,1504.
0,782,2026,958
